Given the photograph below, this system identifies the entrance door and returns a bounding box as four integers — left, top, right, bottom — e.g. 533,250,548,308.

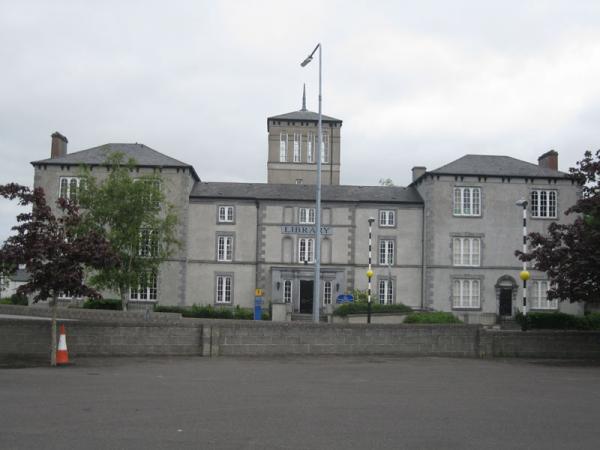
499,288,513,316
299,280,314,314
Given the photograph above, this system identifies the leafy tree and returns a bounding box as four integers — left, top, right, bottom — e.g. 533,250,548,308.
78,153,179,311
517,150,600,304
378,178,395,186
0,183,117,365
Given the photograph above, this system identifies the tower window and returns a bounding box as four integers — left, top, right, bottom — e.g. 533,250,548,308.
279,133,288,162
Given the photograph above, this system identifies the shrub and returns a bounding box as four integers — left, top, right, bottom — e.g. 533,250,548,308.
154,303,263,320
82,298,122,310
333,301,412,317
0,293,29,306
516,312,600,330
404,312,461,324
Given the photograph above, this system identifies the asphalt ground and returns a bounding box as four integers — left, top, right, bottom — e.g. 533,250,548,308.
1,356,600,450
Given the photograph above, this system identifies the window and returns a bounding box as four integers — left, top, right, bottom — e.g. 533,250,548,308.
531,280,557,310
217,235,233,261
216,275,232,304
218,205,234,223
320,133,329,163
323,281,332,305
379,239,394,265
295,179,303,185
299,207,315,224
283,280,292,303
452,237,480,266
452,279,480,309
279,133,288,162
378,279,394,305
135,178,161,208
531,190,557,218
293,133,301,162
138,229,159,257
59,177,80,202
307,133,314,163
298,237,314,263
379,210,395,227
453,187,481,216
130,271,158,301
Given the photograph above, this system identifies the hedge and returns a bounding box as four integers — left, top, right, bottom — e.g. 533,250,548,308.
333,301,412,317
0,294,28,306
516,312,600,330
154,304,270,320
404,312,462,324
82,298,122,310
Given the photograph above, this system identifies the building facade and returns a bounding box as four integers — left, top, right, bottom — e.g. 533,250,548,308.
30,101,583,321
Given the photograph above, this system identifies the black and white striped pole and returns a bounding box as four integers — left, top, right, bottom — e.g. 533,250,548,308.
367,217,375,324
516,198,530,331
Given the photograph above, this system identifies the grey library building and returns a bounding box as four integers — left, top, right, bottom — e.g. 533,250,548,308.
29,94,582,323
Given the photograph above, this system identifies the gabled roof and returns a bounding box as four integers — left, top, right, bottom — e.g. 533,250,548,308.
190,182,423,204
31,143,200,181
268,109,342,123
427,154,570,179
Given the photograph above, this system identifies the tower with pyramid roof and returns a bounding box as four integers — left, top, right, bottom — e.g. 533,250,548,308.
266,85,342,185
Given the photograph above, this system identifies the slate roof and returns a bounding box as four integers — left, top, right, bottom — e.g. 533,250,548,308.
32,143,200,181
268,109,342,123
426,154,570,179
190,182,422,204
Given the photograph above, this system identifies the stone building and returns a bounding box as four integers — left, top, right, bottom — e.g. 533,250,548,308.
29,98,583,321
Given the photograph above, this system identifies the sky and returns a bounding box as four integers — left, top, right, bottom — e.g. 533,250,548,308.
2,0,600,242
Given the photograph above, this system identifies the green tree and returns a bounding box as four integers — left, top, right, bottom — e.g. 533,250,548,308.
378,178,395,187
78,153,179,311
517,150,600,304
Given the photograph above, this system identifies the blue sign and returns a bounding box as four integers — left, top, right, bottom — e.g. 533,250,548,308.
254,296,263,320
336,294,354,304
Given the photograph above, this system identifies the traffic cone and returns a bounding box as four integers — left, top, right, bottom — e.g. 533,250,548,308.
56,324,69,365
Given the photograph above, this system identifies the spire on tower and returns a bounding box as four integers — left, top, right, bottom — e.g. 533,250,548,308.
301,84,307,111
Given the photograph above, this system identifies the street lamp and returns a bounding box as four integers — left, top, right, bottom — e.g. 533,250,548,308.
516,198,530,330
367,217,375,323
301,43,322,324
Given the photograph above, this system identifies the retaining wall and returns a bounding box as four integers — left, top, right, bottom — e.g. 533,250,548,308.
2,313,600,360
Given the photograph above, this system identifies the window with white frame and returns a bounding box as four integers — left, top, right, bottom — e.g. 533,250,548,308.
323,281,332,305
293,133,301,162
531,190,557,218
320,133,329,163
452,237,481,266
217,235,233,262
283,280,292,303
379,210,395,227
452,279,480,309
299,207,315,224
279,133,288,162
453,187,481,216
218,205,234,223
216,275,232,304
298,237,314,263
134,178,161,209
531,280,557,310
307,133,314,163
130,271,158,301
59,177,80,202
378,279,394,305
379,239,394,265
138,228,159,257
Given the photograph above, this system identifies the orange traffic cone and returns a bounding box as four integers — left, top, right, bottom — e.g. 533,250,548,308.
56,324,69,365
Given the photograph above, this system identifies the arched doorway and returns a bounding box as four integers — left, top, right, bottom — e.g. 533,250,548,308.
495,275,517,317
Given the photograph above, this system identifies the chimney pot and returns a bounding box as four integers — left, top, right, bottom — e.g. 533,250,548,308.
412,166,427,182
50,132,68,159
538,150,558,171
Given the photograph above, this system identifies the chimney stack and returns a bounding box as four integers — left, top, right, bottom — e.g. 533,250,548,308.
538,150,558,171
51,132,68,158
412,166,426,182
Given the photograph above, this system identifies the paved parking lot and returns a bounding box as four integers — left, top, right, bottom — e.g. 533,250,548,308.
1,356,600,449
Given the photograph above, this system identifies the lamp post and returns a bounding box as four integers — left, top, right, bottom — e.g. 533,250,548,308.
301,43,322,324
367,217,375,323
516,198,530,330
